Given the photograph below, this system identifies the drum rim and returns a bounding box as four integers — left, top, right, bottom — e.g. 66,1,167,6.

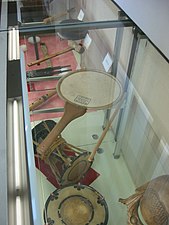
56,69,123,110
44,184,109,225
60,151,92,186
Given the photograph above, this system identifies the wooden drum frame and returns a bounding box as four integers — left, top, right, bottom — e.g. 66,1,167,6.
32,120,92,186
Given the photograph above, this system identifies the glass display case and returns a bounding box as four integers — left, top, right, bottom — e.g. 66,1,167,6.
1,0,169,225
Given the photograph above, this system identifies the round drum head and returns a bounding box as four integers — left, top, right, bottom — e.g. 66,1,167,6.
61,152,92,186
59,196,93,224
32,120,56,153
58,19,88,40
57,70,123,109
44,185,109,225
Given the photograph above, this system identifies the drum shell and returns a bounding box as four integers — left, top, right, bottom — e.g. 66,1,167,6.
44,184,109,225
32,120,92,187
47,149,92,187
140,175,169,225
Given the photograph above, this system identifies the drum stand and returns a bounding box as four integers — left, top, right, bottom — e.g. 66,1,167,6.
33,120,91,186
45,138,89,185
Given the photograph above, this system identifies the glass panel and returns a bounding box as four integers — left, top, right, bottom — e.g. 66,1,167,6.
17,1,169,225
19,1,134,222
118,39,169,183
1,0,168,224
115,38,169,224
19,0,124,26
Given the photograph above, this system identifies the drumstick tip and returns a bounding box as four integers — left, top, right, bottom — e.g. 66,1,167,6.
88,157,94,162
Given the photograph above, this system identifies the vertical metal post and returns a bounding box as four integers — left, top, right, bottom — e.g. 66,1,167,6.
103,11,126,129
67,0,71,18
113,28,146,158
0,2,8,225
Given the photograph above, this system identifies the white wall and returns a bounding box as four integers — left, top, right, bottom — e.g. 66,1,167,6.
132,40,169,142
119,39,169,186
113,0,169,60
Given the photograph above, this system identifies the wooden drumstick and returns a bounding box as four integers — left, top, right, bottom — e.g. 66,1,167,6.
88,96,125,162
29,90,57,111
27,43,85,67
36,102,86,158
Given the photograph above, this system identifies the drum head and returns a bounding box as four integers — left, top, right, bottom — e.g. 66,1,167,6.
44,184,109,225
57,70,123,109
60,152,92,186
58,19,88,40
32,120,56,153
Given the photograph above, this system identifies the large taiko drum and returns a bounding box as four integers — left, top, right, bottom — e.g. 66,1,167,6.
57,69,123,109
44,184,109,225
32,120,92,186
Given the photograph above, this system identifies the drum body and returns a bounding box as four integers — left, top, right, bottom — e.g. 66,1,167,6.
57,69,123,110
140,175,169,225
32,120,92,186
47,148,92,186
44,184,109,225
57,19,88,40
119,175,169,225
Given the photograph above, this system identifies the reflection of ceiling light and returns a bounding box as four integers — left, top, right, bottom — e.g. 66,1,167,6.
8,26,20,60
13,100,21,189
16,196,22,225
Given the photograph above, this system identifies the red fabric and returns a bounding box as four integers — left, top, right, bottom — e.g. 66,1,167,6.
28,90,65,122
20,34,77,72
35,156,100,188
21,35,100,186
20,35,77,121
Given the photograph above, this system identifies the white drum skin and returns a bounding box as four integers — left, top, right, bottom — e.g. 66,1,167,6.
57,70,123,109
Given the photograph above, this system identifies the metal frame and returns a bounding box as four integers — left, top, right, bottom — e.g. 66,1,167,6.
103,11,127,129
0,1,8,225
113,27,146,158
20,52,42,225
19,19,133,36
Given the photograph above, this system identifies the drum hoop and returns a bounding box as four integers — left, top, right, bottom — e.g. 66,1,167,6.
44,184,109,225
60,151,92,186
56,69,123,110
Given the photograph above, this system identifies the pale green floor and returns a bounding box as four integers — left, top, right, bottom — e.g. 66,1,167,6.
34,110,135,225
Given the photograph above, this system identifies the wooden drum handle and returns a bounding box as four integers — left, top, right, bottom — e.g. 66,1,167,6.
27,47,73,67
36,102,86,158
29,90,57,111
88,95,125,162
